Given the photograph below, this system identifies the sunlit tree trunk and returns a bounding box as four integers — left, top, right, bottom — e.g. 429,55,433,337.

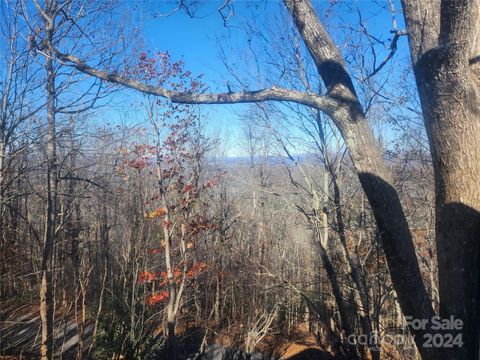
39,16,57,360
402,1,480,358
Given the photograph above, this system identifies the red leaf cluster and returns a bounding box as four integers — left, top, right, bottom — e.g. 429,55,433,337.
183,184,193,193
138,271,157,283
148,248,162,254
145,207,167,219
146,290,169,305
187,262,207,278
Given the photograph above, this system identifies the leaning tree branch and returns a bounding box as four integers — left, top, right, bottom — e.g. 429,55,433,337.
49,47,339,114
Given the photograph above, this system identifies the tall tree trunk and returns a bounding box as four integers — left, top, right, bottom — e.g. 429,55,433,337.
402,1,480,358
331,175,379,360
314,172,360,358
40,22,57,360
214,269,221,324
317,235,360,359
156,159,177,359
0,140,6,299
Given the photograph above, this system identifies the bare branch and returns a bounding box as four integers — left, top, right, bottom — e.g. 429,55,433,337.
366,30,407,79
48,47,338,113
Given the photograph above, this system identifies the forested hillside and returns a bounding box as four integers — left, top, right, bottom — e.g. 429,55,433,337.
1,1,479,360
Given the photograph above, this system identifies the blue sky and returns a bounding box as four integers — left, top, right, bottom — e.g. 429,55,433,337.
102,0,413,156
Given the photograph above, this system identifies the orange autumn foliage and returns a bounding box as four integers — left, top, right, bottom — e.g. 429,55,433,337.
148,248,162,254
146,290,169,305
137,271,157,283
137,262,207,285
144,207,167,219
187,262,207,278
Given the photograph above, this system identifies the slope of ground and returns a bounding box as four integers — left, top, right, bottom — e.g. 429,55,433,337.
0,304,92,358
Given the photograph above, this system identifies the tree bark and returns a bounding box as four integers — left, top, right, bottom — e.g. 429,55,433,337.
331,174,379,360
317,236,360,359
402,1,480,358
40,20,57,360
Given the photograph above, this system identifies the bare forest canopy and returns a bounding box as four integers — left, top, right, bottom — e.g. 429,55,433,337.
1,1,479,360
